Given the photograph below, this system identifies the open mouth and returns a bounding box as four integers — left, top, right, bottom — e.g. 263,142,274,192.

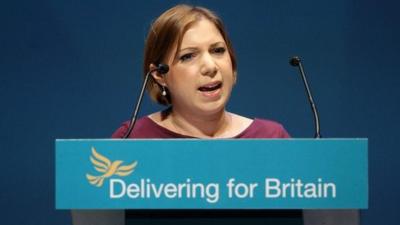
198,82,222,92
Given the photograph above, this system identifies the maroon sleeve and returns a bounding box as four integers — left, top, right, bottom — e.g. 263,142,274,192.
110,117,179,139
111,121,129,138
278,123,291,138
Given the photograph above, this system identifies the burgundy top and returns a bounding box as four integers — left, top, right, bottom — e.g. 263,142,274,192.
112,117,290,139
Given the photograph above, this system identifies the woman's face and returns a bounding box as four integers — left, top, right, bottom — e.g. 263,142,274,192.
162,19,235,117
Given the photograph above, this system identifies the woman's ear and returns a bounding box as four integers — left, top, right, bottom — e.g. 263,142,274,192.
149,63,167,86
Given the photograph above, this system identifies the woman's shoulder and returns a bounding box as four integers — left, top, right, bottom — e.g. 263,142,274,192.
111,117,150,138
111,113,188,139
111,115,164,138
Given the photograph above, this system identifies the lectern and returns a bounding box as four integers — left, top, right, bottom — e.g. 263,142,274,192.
56,139,367,225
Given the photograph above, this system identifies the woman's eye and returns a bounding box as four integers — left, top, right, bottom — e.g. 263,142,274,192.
212,47,226,54
179,53,194,62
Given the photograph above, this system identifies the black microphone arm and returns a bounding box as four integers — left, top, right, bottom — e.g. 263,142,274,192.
123,64,169,138
290,56,321,138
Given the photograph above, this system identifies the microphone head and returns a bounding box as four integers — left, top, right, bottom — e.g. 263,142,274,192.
157,63,169,74
289,56,301,67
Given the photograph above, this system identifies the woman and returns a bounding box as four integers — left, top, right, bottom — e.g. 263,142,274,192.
112,4,289,139
73,5,295,225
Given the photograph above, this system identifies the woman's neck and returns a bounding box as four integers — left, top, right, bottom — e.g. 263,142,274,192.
168,109,232,138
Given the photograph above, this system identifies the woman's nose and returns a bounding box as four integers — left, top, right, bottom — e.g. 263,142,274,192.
200,53,217,77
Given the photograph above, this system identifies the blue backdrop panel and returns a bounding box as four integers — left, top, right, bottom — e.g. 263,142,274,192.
0,0,399,224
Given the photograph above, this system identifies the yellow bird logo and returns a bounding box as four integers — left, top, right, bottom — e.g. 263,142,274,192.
86,147,137,187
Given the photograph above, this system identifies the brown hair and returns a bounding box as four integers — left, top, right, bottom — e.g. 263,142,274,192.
143,4,237,105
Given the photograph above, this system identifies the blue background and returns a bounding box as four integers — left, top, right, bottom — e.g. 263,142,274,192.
0,0,399,224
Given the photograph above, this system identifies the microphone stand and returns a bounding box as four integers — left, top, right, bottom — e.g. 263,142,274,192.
290,56,321,138
122,64,169,138
123,69,154,138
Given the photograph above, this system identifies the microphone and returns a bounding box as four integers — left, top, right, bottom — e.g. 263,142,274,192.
289,56,321,138
123,63,169,138
157,64,169,74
